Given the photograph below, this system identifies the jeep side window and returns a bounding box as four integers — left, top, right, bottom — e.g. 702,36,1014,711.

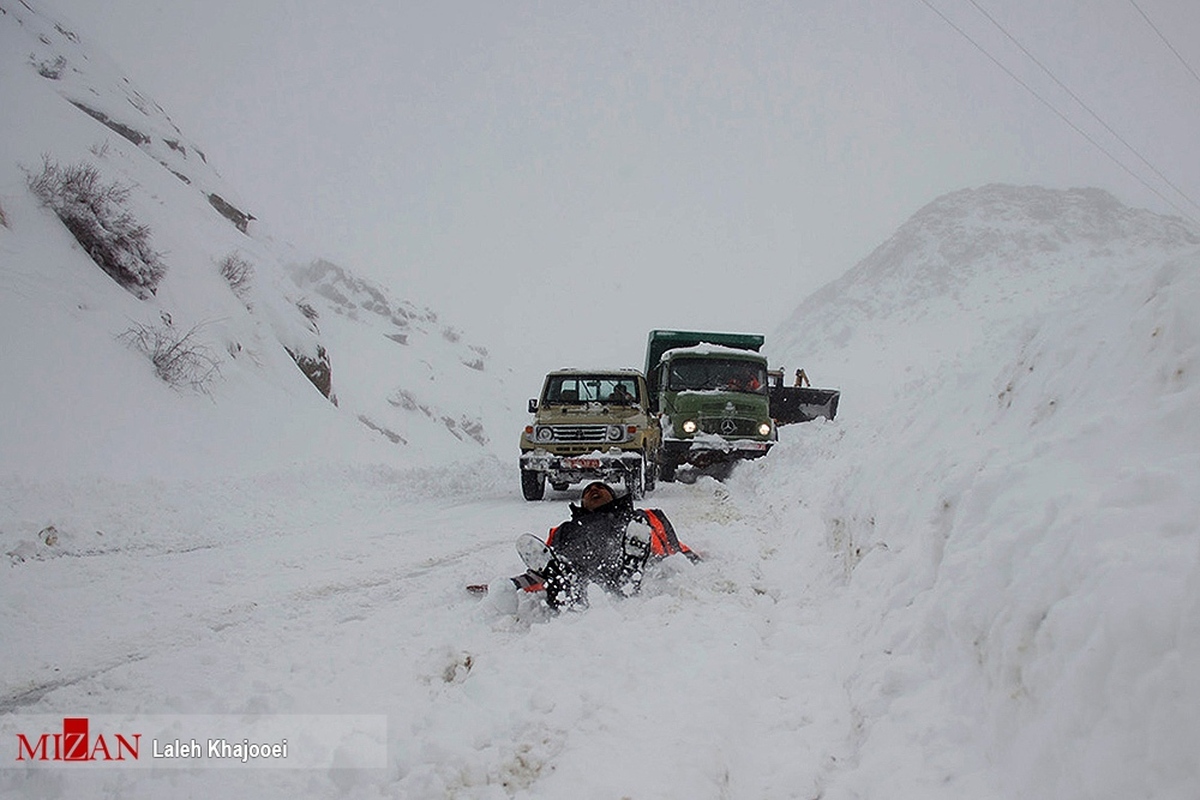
545,378,583,404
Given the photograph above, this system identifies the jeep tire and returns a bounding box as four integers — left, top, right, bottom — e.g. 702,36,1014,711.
624,461,645,500
521,468,545,501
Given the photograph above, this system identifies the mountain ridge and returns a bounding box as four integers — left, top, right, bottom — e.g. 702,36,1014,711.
771,183,1200,412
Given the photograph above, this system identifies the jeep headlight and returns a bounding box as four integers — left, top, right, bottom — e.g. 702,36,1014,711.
682,419,698,434
535,426,554,443
758,422,772,436
607,424,624,442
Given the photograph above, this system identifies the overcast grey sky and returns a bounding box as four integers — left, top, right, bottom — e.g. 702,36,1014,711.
39,0,1200,381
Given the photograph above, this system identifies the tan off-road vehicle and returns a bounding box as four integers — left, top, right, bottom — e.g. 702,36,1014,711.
519,369,661,500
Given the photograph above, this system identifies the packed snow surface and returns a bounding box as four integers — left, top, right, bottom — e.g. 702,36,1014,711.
3,2,1200,798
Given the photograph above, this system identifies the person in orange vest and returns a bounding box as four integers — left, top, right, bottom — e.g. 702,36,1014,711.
509,481,698,609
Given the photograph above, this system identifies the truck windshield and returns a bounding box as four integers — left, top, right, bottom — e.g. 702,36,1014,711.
544,376,640,405
668,358,766,394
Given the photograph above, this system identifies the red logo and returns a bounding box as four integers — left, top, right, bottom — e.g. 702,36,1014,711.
15,718,141,762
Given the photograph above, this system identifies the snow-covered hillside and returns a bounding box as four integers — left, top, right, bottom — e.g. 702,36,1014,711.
286,259,512,460
4,1,1200,798
0,0,505,481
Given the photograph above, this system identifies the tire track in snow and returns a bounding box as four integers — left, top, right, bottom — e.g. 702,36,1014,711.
0,654,151,715
0,533,508,713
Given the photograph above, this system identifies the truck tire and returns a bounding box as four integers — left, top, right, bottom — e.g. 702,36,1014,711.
521,468,545,501
659,457,677,483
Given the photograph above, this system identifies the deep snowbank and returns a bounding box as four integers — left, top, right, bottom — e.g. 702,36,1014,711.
762,187,1200,798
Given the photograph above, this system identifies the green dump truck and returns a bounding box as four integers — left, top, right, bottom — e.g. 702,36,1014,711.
645,330,777,481
645,329,841,481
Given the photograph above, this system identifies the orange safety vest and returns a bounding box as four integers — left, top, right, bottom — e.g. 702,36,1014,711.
642,509,696,560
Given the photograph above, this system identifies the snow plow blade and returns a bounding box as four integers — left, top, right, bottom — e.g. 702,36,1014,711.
769,387,840,425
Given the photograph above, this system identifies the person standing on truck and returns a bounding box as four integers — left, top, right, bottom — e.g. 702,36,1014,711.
508,481,698,609
794,368,810,387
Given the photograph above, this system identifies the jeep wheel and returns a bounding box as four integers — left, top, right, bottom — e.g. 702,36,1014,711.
643,452,657,492
625,461,645,500
521,468,545,501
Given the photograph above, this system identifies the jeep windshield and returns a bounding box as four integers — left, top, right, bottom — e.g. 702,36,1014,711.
667,358,766,394
543,376,641,405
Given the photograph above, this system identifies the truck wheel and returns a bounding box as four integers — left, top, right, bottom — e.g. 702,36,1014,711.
521,468,545,501
625,461,645,500
659,458,677,483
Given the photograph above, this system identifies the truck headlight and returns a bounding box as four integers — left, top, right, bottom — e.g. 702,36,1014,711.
535,426,554,443
758,422,772,436
607,424,624,442
682,419,698,434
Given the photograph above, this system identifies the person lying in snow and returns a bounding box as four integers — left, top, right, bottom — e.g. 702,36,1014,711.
507,481,699,609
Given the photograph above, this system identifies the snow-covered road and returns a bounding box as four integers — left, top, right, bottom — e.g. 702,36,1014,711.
3,457,986,799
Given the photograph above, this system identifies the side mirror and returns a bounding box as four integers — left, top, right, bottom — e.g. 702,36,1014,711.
528,399,538,413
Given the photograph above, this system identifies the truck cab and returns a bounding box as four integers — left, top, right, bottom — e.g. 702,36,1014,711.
646,330,777,481
519,369,660,500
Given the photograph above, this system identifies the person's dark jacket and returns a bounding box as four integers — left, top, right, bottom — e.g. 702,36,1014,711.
545,492,636,590
505,494,698,597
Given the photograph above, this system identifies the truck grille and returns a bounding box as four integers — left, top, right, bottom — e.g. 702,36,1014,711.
546,424,609,442
699,416,759,437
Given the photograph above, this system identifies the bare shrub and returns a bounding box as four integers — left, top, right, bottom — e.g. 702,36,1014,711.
27,156,166,297
218,252,254,300
119,322,220,392
0,200,8,229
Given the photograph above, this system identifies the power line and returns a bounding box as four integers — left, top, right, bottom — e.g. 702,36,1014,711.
964,0,1200,215
917,0,1199,225
1127,0,1200,90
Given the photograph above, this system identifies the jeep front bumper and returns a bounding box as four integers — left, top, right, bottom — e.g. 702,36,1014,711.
520,448,644,484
